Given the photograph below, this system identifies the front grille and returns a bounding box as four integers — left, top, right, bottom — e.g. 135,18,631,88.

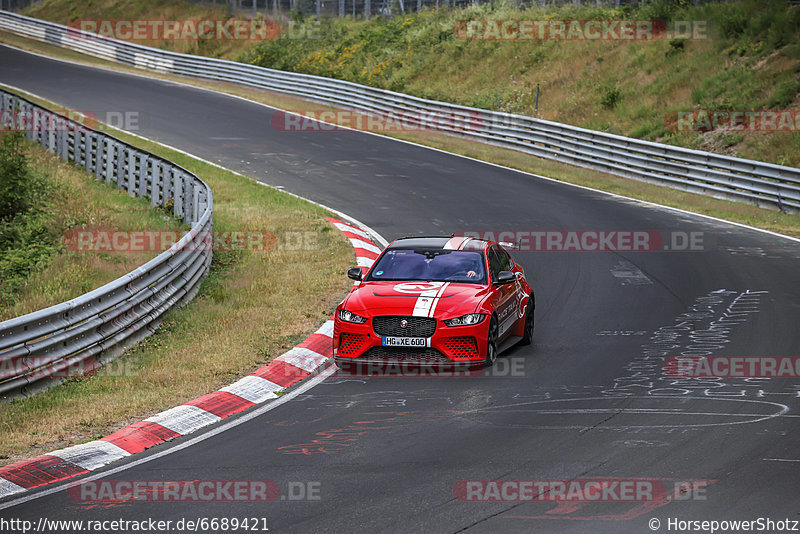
373,316,436,338
338,333,368,355
441,337,480,358
362,346,450,364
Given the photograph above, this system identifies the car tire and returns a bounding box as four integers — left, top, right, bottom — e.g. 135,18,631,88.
485,315,498,367
519,295,534,346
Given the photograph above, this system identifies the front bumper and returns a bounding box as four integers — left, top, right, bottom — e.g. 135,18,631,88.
333,314,488,365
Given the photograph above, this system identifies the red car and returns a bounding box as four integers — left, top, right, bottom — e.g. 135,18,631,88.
333,236,534,368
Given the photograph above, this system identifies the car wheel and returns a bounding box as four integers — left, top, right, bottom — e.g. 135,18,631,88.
519,296,534,346
485,315,498,367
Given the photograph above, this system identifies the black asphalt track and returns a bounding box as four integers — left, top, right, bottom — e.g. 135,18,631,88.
1,45,799,533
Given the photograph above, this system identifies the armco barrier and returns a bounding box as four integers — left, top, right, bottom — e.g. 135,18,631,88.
0,10,798,212
0,89,213,398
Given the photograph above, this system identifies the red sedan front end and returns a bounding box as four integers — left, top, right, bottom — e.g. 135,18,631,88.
333,236,534,370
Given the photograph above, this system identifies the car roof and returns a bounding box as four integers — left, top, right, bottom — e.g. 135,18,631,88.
387,236,490,251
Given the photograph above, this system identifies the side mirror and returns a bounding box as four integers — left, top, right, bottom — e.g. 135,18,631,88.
496,270,515,284
347,267,363,281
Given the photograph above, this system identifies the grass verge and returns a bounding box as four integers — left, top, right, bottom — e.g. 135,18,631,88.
0,85,354,466
0,131,185,320
1,30,796,238
21,0,800,168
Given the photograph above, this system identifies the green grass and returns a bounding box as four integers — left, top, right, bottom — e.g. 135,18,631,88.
1,28,797,241
0,88,353,465
0,131,185,319
24,0,800,167
235,0,800,167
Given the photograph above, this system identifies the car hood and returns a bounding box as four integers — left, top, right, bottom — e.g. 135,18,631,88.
343,280,490,318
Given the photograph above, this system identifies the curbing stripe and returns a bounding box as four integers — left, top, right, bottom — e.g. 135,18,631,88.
0,455,88,490
297,333,337,357
0,479,24,498
331,221,370,240
252,361,309,388
356,256,375,268
276,347,330,373
353,246,380,258
100,421,181,454
184,391,256,419
144,405,222,436
315,319,335,338
48,441,130,471
0,216,381,499
349,238,381,254
219,375,283,404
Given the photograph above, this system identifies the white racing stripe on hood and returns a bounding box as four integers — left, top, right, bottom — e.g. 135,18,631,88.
411,282,450,318
426,282,450,318
443,236,472,250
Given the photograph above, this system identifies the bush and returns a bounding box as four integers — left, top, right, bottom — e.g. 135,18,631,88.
666,38,686,57
0,132,40,222
601,86,622,110
764,80,800,109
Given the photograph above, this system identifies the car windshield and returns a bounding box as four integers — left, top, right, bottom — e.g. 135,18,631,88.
367,249,487,284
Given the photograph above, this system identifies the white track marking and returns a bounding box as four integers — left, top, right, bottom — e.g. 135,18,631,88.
0,367,336,510
0,43,795,247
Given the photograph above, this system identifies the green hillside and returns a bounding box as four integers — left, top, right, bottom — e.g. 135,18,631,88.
25,0,800,167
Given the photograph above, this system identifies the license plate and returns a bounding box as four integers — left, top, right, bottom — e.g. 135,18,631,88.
381,336,431,347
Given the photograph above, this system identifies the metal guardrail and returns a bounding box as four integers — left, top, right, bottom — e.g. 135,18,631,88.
0,89,213,398
0,10,798,211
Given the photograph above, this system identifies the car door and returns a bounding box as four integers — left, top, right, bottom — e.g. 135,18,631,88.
488,245,517,340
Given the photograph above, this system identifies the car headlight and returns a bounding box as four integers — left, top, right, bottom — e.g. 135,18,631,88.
338,309,367,324
444,313,486,327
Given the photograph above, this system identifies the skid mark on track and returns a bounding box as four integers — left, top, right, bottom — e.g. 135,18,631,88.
610,260,653,285
276,410,454,455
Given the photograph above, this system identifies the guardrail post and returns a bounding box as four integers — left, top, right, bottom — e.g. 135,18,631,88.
173,168,184,220
114,140,124,187
138,153,149,199
61,129,70,161
95,135,105,181
183,174,194,223
197,189,208,221
193,186,200,223
127,147,137,196
37,109,47,149
48,126,58,156
81,131,90,171
151,160,162,207
21,102,34,142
